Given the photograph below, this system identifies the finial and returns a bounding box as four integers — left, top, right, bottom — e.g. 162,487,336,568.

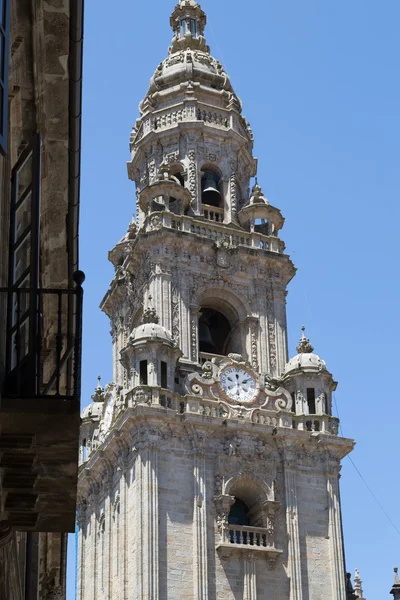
142,302,160,324
391,567,400,599
354,569,364,598
296,325,314,354
91,375,105,403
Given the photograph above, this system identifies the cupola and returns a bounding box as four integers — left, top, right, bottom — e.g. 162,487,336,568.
121,305,181,393
283,327,337,418
170,0,208,53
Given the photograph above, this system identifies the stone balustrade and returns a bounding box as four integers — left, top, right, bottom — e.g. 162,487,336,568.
202,205,224,223
292,414,339,435
147,211,284,254
223,525,271,548
131,101,251,149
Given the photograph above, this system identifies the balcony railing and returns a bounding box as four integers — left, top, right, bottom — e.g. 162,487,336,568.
202,205,224,223
223,525,271,548
1,272,84,399
148,211,284,255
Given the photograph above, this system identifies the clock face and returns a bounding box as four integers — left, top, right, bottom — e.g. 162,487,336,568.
219,367,257,404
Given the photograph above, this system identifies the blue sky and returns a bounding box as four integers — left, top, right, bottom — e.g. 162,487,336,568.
67,0,400,597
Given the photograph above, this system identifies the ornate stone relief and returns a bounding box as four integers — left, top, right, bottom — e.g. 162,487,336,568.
171,286,180,344
188,149,197,207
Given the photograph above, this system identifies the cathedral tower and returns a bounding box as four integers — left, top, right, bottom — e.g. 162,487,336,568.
77,2,354,598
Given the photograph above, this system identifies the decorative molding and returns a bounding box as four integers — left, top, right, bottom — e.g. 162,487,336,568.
188,150,197,207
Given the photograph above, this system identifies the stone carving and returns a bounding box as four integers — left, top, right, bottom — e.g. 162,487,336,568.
223,438,242,456
268,322,277,372
201,361,214,380
248,320,258,370
230,169,237,217
171,286,180,344
133,388,152,405
188,150,197,207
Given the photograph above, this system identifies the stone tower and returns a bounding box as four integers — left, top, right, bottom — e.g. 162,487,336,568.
77,2,354,599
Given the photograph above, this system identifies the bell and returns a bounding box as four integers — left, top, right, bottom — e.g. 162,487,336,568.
202,172,221,207
198,320,217,354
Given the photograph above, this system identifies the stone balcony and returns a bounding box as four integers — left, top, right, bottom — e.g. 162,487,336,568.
217,524,283,564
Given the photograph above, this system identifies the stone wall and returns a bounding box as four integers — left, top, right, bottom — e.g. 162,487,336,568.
78,413,351,600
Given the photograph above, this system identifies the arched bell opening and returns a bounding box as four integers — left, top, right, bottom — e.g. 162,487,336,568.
201,168,223,209
254,217,269,236
169,164,185,187
198,308,237,357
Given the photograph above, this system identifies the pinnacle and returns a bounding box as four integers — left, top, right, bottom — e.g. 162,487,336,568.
91,375,105,402
296,325,314,354
142,306,160,325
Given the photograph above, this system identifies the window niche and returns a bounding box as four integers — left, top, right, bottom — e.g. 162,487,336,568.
160,361,168,389
140,360,148,386
307,387,316,415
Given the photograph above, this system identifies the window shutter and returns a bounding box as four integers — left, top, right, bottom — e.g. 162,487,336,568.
0,0,11,155
5,134,41,395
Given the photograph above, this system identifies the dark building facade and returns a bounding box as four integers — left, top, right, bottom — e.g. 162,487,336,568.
0,0,84,597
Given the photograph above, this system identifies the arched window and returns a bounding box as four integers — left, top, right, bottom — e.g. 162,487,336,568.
198,308,232,356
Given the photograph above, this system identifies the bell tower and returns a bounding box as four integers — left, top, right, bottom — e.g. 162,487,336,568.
77,2,355,599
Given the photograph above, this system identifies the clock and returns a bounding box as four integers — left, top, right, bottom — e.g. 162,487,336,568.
219,366,258,404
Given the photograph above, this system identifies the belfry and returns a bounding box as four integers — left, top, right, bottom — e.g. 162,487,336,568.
77,2,355,598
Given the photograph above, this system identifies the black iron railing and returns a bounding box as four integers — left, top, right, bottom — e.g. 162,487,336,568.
0,270,85,399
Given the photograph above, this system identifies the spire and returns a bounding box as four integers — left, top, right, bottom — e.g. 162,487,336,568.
296,325,314,354
391,568,400,600
354,569,365,599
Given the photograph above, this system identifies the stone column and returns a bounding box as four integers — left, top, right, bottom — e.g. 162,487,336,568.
284,459,303,600
243,553,257,600
139,443,159,599
326,460,347,600
193,448,208,600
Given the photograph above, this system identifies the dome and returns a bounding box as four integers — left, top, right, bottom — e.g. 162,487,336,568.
285,352,327,375
130,322,173,346
284,327,329,375
81,402,103,421
147,50,235,100
81,376,105,420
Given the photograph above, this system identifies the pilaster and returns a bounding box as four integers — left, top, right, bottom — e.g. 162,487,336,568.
243,553,257,600
326,459,347,600
139,443,159,600
193,447,209,600
283,457,303,600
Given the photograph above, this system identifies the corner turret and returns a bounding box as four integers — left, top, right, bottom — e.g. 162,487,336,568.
283,327,338,433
